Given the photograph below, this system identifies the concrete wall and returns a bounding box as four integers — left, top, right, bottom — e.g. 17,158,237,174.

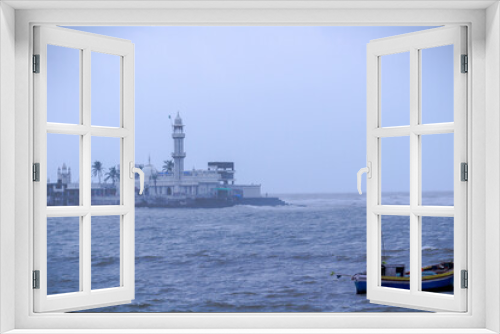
232,185,261,198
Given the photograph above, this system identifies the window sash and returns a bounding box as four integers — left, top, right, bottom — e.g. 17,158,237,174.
32,25,136,313
366,26,468,312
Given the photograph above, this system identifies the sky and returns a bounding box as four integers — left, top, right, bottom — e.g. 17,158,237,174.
47,26,454,194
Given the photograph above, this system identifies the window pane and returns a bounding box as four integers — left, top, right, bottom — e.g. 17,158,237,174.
47,45,81,124
91,52,121,127
91,215,121,290
47,133,80,206
421,133,454,206
381,136,410,205
380,215,410,290
421,217,454,294
91,137,121,205
47,217,80,295
421,45,454,124
381,52,410,127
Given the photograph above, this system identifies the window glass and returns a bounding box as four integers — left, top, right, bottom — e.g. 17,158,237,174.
91,52,121,127
381,137,410,205
421,45,454,124
381,52,410,127
47,45,81,124
92,216,121,290
47,217,80,295
421,217,454,295
380,216,410,290
421,134,454,206
47,133,80,206
91,137,121,205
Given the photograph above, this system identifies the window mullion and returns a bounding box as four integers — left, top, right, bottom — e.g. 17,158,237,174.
82,48,92,294
81,214,90,293
409,47,420,294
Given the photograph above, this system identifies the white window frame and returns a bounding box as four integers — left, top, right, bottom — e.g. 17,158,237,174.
366,26,468,312
33,25,136,313
1,1,499,333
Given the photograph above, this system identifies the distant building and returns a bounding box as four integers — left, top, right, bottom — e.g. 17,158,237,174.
208,162,235,185
48,163,119,206
47,163,79,206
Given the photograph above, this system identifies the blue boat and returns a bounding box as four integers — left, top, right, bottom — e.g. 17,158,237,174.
352,262,454,294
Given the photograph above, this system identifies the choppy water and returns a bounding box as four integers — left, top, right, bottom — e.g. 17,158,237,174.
47,192,454,312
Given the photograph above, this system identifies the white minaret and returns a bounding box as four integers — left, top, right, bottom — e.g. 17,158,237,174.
172,112,186,188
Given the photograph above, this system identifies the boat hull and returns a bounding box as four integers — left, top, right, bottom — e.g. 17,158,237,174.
353,271,454,294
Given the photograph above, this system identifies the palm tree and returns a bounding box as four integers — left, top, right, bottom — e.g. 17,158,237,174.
91,160,104,184
105,166,120,186
163,160,174,173
150,171,159,195
134,164,144,180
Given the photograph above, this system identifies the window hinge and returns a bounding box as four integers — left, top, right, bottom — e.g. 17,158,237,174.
461,270,468,289
461,162,468,182
33,54,40,73
33,270,40,289
461,54,468,73
33,163,40,182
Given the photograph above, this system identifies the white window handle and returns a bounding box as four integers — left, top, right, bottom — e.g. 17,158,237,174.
129,162,145,195
357,162,372,195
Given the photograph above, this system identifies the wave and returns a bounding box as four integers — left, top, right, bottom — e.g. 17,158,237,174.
136,255,164,261
204,300,236,309
229,291,258,296
92,257,119,267
422,245,453,252
129,302,153,310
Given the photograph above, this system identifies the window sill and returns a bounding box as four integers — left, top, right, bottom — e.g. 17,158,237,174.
4,329,498,334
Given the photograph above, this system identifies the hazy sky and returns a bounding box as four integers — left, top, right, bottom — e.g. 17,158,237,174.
47,26,454,194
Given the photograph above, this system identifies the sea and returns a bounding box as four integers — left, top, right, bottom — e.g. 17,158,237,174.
46,192,454,313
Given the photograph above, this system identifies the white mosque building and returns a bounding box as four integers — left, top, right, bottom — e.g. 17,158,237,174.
137,113,261,199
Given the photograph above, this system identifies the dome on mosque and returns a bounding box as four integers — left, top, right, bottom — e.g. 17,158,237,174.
142,164,158,181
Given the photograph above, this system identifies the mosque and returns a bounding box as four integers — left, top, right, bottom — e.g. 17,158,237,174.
47,113,275,207
137,113,262,201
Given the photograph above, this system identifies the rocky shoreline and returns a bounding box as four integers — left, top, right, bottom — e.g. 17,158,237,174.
135,196,287,208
